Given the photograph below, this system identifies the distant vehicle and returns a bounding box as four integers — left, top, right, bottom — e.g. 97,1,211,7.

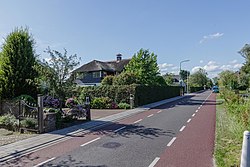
212,86,219,93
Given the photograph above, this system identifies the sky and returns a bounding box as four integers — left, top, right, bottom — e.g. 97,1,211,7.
0,0,250,78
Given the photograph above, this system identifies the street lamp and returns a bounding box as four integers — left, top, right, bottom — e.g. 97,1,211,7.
179,60,190,95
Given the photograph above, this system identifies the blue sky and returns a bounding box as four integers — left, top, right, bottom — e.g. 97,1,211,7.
0,0,250,78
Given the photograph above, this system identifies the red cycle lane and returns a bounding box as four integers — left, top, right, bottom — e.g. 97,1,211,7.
155,93,216,167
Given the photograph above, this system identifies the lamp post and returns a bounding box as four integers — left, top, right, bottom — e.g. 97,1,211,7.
179,60,190,95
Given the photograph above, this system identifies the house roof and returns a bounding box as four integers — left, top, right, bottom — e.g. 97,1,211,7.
73,59,131,73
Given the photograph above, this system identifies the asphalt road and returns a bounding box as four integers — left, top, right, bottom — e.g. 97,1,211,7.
2,90,216,167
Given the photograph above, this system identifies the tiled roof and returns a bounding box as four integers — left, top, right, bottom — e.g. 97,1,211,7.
73,59,131,73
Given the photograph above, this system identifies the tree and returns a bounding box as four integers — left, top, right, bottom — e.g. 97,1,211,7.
180,70,190,81
101,75,115,85
41,47,80,100
239,44,250,74
189,68,209,87
0,27,38,99
162,73,174,85
113,72,139,85
124,49,166,86
218,70,239,90
238,44,250,88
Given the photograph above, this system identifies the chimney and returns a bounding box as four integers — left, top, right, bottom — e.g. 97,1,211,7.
116,53,122,62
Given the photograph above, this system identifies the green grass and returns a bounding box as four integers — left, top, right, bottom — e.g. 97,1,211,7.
215,97,244,167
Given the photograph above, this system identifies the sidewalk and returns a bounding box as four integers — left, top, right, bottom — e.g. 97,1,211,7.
0,95,187,163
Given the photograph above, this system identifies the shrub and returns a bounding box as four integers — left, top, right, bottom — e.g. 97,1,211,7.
118,102,130,109
14,94,36,103
20,118,37,129
0,114,18,131
91,97,113,109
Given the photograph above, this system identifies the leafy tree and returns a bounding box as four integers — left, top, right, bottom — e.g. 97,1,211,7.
238,44,250,88
101,75,114,85
189,68,209,87
180,70,190,81
212,77,219,85
162,73,174,85
124,49,166,86
113,72,139,85
239,44,250,74
218,70,239,90
41,47,80,100
0,27,38,99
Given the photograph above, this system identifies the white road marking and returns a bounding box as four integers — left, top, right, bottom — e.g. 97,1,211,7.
81,137,101,147
157,110,162,113
167,137,177,147
187,118,191,123
148,157,160,167
198,106,201,109
147,114,154,118
179,126,186,132
134,119,142,124
192,113,195,117
114,126,126,133
195,110,198,113
33,157,56,167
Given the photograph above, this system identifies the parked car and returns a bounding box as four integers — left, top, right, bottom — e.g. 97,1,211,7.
212,86,219,93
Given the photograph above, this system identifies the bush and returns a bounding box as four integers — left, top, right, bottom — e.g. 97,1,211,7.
14,94,36,103
0,114,18,131
20,118,37,129
118,102,130,109
91,97,113,109
190,87,204,93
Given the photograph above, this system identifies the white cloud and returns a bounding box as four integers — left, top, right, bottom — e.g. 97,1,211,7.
200,60,203,63
159,63,174,69
191,66,202,73
233,63,243,69
204,61,220,72
229,59,238,64
171,66,178,70
199,32,224,43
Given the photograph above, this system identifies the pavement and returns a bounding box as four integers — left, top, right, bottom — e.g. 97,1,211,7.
0,94,190,163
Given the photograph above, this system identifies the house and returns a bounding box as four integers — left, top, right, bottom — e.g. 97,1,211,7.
72,54,131,86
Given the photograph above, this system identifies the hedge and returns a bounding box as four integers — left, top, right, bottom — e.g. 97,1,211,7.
79,85,180,107
190,87,204,93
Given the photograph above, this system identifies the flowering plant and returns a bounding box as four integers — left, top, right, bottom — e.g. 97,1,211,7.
43,96,60,108
65,97,78,108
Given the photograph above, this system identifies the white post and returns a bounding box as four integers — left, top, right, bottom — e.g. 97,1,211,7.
241,131,250,167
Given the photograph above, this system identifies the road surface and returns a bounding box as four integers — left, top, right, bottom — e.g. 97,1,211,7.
1,90,216,167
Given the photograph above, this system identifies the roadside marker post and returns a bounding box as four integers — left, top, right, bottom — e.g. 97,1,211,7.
240,131,250,167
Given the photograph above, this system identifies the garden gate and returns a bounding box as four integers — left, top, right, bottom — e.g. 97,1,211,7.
18,95,44,133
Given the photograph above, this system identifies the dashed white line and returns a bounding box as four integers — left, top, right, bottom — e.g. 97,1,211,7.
167,137,177,147
187,118,191,123
81,137,101,147
134,119,142,124
148,157,160,167
198,106,201,109
157,110,162,113
114,126,126,133
179,126,186,132
195,110,199,113
147,114,154,118
192,113,195,117
33,157,56,167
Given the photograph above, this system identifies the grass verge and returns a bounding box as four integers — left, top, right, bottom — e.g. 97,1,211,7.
215,97,244,167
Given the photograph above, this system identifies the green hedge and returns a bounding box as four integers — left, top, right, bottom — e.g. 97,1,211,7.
79,85,180,107
134,86,180,106
190,87,204,93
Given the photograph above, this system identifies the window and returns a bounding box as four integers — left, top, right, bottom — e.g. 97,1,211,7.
93,71,101,78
